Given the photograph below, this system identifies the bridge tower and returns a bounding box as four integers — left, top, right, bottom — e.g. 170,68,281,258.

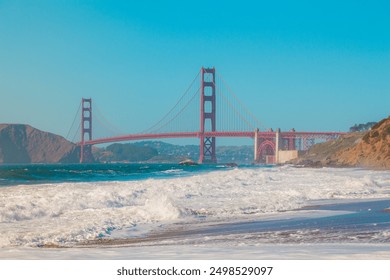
199,67,217,163
80,98,94,163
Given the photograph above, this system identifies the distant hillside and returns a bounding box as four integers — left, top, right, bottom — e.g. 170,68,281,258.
293,116,390,169
133,141,198,162
0,124,79,163
94,141,255,163
133,141,254,163
93,143,158,162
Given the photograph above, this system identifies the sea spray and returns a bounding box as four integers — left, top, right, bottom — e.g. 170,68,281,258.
1,166,390,247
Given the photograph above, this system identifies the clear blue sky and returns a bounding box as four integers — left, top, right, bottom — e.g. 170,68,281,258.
1,0,389,144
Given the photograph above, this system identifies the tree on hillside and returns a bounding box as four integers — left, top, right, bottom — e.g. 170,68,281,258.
349,122,377,132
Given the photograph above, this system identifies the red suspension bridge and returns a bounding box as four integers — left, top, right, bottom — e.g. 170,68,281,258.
70,67,344,163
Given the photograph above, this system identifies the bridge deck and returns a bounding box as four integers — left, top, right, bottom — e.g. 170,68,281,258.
77,131,345,146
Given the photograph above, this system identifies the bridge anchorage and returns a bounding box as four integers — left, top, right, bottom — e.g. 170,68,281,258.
76,67,344,164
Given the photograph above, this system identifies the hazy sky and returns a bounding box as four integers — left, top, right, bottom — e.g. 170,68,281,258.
1,0,389,144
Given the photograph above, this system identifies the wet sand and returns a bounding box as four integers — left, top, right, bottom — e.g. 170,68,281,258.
1,199,390,259
78,199,390,247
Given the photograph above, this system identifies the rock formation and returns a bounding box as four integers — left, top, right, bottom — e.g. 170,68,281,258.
336,117,390,169
293,116,390,169
0,124,79,163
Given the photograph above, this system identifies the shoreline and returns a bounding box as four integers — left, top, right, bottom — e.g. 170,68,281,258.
1,167,390,259
2,243,390,260
75,198,390,248
0,199,389,259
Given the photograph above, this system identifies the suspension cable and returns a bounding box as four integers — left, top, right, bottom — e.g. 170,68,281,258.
71,121,81,143
215,71,267,130
66,101,82,140
213,81,254,130
140,70,201,134
94,103,125,136
148,86,201,133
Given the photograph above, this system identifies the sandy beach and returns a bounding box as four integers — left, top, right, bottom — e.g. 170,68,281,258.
1,198,390,259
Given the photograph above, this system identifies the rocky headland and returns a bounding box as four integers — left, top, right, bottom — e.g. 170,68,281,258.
0,124,79,163
292,116,390,169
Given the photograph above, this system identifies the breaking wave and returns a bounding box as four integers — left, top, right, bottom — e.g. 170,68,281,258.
1,166,390,247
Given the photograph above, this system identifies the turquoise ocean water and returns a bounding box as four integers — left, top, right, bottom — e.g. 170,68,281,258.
1,163,390,248
0,163,253,187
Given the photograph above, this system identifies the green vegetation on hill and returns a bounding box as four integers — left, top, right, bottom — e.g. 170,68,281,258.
94,143,158,162
93,141,255,163
133,141,254,163
349,121,377,132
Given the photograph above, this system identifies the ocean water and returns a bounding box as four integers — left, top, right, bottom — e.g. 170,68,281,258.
1,163,390,253
0,163,234,186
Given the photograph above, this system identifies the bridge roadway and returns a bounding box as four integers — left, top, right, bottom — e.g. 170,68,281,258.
77,131,344,146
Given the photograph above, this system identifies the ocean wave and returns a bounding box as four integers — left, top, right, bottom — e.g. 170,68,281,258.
1,166,390,247
160,169,184,174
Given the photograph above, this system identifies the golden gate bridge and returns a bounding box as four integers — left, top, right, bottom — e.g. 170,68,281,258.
68,67,344,163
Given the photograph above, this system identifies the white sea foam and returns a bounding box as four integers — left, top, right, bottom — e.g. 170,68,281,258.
1,166,390,247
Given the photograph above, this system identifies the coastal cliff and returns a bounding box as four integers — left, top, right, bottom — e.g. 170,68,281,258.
0,124,79,163
293,116,390,169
